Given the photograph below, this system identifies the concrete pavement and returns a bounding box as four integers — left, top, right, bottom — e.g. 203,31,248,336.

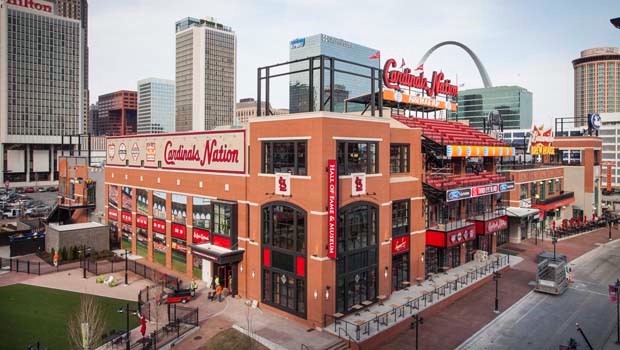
458,239,620,350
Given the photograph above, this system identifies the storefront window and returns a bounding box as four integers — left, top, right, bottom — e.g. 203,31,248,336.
262,141,307,175
261,203,306,317
548,180,554,195
109,185,119,209
336,202,378,314
425,246,439,276
390,144,409,173
530,182,536,199
152,191,166,220
121,187,133,211
192,197,212,230
171,194,187,225
213,203,232,236
520,184,528,200
136,189,148,215
392,253,409,291
392,200,409,236
337,141,378,175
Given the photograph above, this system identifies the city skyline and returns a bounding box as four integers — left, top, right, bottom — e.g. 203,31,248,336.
90,0,619,126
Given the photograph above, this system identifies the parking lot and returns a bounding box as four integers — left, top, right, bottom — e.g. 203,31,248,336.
0,190,57,220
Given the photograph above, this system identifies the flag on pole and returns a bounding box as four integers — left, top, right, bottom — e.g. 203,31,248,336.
414,63,423,72
400,58,406,68
369,51,380,60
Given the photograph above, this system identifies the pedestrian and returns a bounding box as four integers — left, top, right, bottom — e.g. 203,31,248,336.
215,284,223,302
214,275,220,287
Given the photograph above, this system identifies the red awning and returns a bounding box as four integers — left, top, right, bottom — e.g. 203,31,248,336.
533,197,575,212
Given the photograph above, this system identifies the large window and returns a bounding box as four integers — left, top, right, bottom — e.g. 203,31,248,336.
213,203,232,236
392,200,409,236
337,141,378,175
262,140,307,175
336,202,378,314
262,203,306,317
390,144,409,173
520,184,528,200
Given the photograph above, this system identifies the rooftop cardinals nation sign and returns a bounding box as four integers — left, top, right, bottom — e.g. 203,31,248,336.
383,58,458,97
529,124,555,156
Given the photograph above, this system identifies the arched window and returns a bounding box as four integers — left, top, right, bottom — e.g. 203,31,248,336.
261,203,306,317
336,202,378,314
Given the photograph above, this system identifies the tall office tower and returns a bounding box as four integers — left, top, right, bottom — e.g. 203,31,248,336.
573,47,620,126
137,78,175,134
451,86,533,131
88,103,98,134
288,34,380,113
94,91,137,136
175,17,236,132
54,0,89,133
0,0,84,186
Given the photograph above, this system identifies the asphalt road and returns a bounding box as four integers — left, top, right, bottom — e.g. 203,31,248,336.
458,240,620,350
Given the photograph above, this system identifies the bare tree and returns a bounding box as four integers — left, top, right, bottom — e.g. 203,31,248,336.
67,295,108,350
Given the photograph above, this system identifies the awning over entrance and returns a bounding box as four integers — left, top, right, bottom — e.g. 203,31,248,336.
426,224,476,248
532,197,575,212
191,243,244,265
505,207,540,218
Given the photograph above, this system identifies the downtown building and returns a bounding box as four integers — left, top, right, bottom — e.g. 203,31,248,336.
93,90,137,136
235,97,287,125
451,85,533,131
175,17,236,132
288,34,379,113
137,78,175,134
0,0,85,187
573,47,620,126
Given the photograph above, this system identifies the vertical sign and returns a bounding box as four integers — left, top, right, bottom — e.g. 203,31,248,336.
275,172,291,196
327,160,338,259
351,173,366,196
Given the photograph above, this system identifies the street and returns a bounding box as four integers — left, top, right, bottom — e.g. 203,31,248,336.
458,239,620,350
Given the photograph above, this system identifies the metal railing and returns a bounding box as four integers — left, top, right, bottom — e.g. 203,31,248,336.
0,256,80,275
325,255,509,342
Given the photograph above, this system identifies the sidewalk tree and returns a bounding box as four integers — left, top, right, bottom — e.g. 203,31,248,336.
67,295,107,350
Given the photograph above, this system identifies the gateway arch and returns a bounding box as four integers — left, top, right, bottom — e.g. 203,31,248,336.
418,41,493,88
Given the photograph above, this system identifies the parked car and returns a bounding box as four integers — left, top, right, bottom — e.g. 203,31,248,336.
15,187,25,194
25,206,50,217
2,208,21,219
37,187,47,192
48,186,58,192
25,187,35,193
165,288,194,304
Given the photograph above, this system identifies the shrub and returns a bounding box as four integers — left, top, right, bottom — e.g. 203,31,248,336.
67,246,74,261
60,246,67,261
50,247,55,260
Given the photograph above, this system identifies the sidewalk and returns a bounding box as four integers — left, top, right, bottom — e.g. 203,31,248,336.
381,225,620,350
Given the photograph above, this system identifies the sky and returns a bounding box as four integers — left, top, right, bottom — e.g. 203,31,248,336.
89,0,620,127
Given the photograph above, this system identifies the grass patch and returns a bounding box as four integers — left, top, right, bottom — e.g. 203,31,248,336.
0,284,139,349
199,328,268,350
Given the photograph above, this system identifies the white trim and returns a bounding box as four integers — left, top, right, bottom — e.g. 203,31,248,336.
503,166,564,173
310,211,328,216
310,255,330,261
513,176,563,185
410,229,426,236
105,182,219,200
332,136,383,142
238,237,259,246
248,111,391,124
381,201,392,207
339,173,383,179
381,240,392,246
257,173,311,180
410,196,425,201
257,136,312,141
390,176,419,183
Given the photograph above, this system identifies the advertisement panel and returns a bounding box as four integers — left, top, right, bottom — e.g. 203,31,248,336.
351,173,366,197
327,160,338,259
447,145,515,158
136,189,148,215
106,130,246,174
446,182,515,202
391,235,410,255
152,191,166,220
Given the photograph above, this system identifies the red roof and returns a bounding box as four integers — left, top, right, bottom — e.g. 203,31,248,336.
392,115,506,147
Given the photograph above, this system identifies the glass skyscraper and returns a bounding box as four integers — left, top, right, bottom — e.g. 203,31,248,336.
450,86,533,130
288,34,379,113
137,78,175,134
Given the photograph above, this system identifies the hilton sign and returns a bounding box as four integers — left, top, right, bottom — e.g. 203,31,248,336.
6,0,54,13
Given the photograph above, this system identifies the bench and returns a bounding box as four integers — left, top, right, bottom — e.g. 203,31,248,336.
402,281,411,290
377,295,386,306
352,304,363,316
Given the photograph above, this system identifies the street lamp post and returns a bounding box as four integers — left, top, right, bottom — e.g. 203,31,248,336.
118,303,138,350
410,314,424,350
79,246,91,279
616,279,620,344
609,217,613,241
493,271,501,314
552,235,558,262
124,249,129,286
576,323,594,350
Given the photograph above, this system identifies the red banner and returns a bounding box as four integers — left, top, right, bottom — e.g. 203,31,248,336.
327,160,338,259
426,224,476,248
192,227,210,244
152,218,166,234
108,207,118,220
121,210,132,224
213,235,231,249
392,235,410,255
475,216,508,235
136,215,148,229
296,256,305,277
171,222,187,240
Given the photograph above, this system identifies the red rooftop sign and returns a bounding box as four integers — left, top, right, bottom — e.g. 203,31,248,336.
7,0,54,13
383,58,458,97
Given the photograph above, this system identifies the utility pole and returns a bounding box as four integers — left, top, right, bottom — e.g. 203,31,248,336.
493,271,501,314
124,249,129,286
410,314,424,350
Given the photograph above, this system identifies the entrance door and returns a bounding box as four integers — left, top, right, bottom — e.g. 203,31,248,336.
392,253,409,291
215,264,232,289
202,259,212,286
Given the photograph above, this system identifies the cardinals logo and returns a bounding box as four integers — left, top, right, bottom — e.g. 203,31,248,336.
278,176,287,192
355,177,363,192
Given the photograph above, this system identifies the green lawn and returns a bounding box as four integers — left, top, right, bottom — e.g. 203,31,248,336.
200,328,268,350
0,284,140,350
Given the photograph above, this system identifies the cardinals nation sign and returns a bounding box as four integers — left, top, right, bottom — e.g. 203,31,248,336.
529,125,555,155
